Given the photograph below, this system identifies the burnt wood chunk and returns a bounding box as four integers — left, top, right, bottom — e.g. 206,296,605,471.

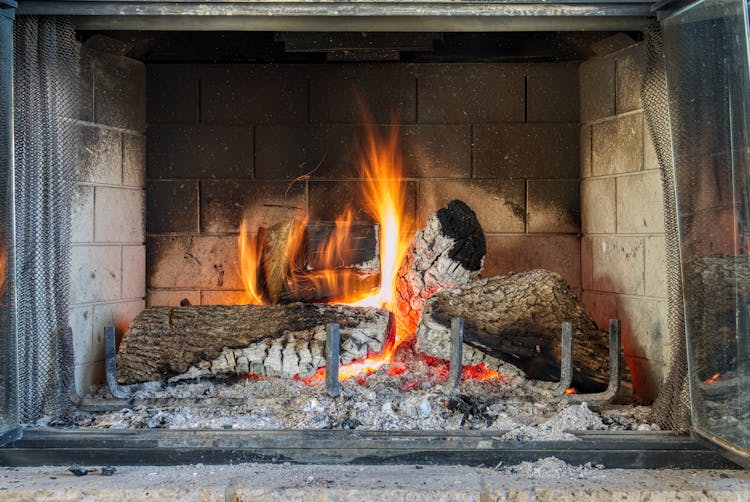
415,269,617,392
395,200,485,341
117,303,391,384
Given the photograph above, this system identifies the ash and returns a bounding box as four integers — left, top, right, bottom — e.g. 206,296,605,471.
497,456,606,478
42,348,656,438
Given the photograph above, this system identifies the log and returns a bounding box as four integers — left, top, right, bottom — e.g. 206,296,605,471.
117,303,392,384
415,269,615,392
394,200,485,341
252,220,379,304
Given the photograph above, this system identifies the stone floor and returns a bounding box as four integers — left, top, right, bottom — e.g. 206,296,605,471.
1,460,749,501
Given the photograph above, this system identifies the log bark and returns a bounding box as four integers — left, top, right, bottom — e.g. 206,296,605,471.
117,303,391,384
415,269,615,392
395,200,485,341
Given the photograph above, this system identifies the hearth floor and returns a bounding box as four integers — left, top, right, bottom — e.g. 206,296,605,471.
1,461,749,501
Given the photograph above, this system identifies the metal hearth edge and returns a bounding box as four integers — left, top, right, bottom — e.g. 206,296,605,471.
0,429,740,469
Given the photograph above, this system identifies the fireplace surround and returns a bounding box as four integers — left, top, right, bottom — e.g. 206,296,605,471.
1,0,749,469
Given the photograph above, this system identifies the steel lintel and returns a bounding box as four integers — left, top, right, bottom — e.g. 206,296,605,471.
16,1,655,31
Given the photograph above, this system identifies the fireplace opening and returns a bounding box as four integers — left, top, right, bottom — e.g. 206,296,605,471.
35,28,681,435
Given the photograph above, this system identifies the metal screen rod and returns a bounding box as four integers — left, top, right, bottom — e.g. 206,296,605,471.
325,323,340,398
442,317,464,394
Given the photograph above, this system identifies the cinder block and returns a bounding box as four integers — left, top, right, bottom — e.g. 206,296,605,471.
148,235,244,290
70,245,122,304
93,300,146,355
527,179,579,234
592,113,643,176
308,181,417,224
71,185,94,243
625,356,664,403
616,44,646,114
69,305,94,365
473,124,579,179
526,63,579,123
147,64,199,124
78,124,121,184
482,235,580,289
147,289,201,307
123,134,145,188
618,296,666,364
79,46,94,122
202,65,308,124
95,187,145,243
645,236,667,298
580,57,615,123
201,180,306,233
417,64,524,123
581,235,593,290
255,124,356,180
617,171,665,234
591,236,645,295
75,361,104,396
147,125,253,179
581,291,618,331
93,50,146,132
581,125,592,179
417,179,525,233
146,180,199,234
400,125,472,178
643,123,659,172
122,245,146,300
581,178,616,234
310,64,416,123
201,290,248,305
255,124,471,180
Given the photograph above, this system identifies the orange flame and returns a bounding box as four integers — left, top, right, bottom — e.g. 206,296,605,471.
564,387,579,395
704,372,721,384
238,217,266,305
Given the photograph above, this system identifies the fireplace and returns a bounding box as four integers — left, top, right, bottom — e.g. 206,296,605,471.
1,0,749,469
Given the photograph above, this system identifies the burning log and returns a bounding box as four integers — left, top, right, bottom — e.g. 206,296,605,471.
415,269,616,392
116,303,391,384
244,218,379,304
394,200,485,341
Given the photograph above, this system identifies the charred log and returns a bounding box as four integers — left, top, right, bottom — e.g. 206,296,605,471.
395,200,485,341
117,303,391,384
415,269,617,392
253,219,379,304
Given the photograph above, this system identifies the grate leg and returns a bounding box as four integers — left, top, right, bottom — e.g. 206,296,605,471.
325,323,341,398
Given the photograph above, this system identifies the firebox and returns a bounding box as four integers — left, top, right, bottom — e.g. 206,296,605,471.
1,0,749,469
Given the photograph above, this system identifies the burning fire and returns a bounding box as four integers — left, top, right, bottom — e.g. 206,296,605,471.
238,117,500,385
704,372,722,384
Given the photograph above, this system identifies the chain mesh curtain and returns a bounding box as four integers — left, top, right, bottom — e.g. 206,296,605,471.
641,23,691,432
13,16,79,422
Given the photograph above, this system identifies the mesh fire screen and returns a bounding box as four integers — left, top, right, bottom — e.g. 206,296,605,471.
12,16,79,422
642,23,690,432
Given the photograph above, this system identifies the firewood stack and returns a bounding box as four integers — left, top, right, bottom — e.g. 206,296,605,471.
117,199,617,389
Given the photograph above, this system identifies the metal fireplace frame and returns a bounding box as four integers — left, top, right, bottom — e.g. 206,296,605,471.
0,0,747,470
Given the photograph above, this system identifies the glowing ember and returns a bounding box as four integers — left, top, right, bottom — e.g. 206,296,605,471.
564,387,579,395
704,372,722,383
461,363,503,381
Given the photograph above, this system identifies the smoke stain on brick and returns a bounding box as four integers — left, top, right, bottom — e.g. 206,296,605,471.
504,201,526,224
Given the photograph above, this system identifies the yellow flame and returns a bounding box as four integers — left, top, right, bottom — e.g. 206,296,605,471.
238,217,266,305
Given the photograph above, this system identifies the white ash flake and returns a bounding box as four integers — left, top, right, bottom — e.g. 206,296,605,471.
40,348,657,437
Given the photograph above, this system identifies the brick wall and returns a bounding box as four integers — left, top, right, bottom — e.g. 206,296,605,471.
68,45,146,395
579,42,667,402
146,62,581,307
